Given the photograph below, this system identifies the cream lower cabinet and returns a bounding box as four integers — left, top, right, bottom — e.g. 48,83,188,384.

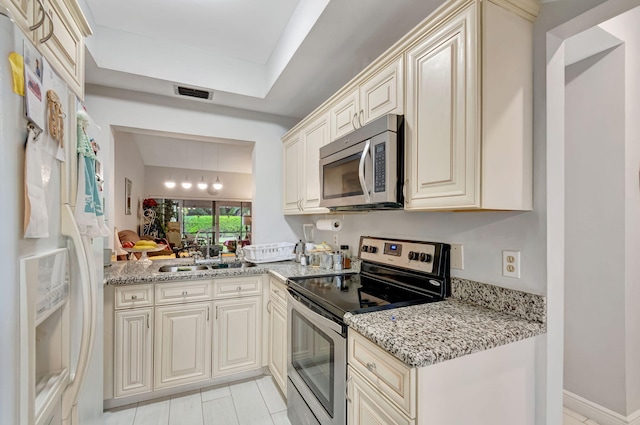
213,297,261,377
154,301,212,390
404,0,534,211
348,367,414,425
267,276,288,394
114,308,153,398
348,330,539,425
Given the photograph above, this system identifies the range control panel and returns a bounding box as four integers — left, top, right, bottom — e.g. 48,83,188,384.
358,236,445,275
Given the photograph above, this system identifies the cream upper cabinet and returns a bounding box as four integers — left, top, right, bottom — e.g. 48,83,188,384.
404,0,534,211
283,133,302,214
330,57,404,141
2,0,32,31
302,113,330,211
283,113,330,215
0,0,91,99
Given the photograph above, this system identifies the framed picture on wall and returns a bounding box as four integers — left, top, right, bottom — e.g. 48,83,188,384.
125,178,132,215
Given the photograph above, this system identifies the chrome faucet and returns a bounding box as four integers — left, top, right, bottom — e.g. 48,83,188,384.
194,228,213,263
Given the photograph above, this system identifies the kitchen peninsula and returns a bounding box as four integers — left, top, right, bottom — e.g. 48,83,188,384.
103,257,545,424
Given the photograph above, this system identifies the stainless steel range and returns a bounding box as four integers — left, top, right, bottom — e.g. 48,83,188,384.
286,236,451,425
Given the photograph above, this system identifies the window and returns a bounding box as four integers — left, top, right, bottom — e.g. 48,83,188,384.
146,199,251,252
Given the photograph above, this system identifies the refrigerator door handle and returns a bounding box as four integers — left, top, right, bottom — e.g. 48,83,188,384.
60,204,97,421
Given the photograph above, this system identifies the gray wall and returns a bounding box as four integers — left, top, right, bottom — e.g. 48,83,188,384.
564,44,627,414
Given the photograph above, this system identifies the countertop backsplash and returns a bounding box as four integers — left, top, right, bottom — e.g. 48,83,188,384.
451,277,546,324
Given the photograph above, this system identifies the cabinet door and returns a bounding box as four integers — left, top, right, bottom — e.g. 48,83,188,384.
1,0,33,31
213,296,261,377
37,0,86,98
283,134,302,214
268,300,287,395
405,4,479,210
301,113,330,212
330,89,359,141
360,57,404,125
114,308,153,398
154,302,212,390
348,368,414,425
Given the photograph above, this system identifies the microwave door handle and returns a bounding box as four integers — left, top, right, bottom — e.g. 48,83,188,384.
359,139,372,203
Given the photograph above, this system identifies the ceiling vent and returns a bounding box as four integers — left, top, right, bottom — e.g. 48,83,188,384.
174,85,213,100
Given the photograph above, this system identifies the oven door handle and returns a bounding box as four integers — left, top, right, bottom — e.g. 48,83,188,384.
358,139,372,204
288,292,344,336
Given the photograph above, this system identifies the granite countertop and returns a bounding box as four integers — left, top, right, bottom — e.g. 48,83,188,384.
104,258,356,285
344,299,545,368
105,258,545,371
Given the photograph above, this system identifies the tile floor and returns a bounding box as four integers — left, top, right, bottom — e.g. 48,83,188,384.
104,375,291,425
563,407,600,425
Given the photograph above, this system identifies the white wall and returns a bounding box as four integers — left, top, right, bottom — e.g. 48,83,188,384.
84,86,299,246
564,44,627,414
114,132,145,233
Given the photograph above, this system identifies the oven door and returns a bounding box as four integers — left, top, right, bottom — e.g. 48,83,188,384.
287,290,346,425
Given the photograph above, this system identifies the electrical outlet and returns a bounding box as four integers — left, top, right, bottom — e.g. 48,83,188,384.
450,244,464,270
333,234,339,247
502,250,521,278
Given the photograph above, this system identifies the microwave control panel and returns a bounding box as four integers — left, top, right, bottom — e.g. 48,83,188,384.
373,143,385,192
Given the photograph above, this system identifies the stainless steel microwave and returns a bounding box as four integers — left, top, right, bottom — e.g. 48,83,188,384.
319,114,404,211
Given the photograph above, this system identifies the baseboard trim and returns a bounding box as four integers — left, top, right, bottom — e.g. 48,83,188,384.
564,390,640,425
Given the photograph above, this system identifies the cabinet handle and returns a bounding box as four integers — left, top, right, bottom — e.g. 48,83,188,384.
346,374,353,403
207,306,210,321
366,362,377,372
351,113,358,130
358,110,364,127
182,290,188,296
237,286,242,292
130,294,138,300
39,11,54,44
403,179,409,205
146,312,149,329
267,300,272,313
215,306,218,320
29,0,46,31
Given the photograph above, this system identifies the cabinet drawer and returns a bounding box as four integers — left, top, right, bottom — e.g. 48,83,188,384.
348,367,414,425
155,280,212,305
269,278,287,308
213,276,262,299
348,330,415,418
114,284,154,309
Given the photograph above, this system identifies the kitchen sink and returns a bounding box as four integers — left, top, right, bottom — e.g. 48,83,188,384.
158,261,249,272
158,265,210,272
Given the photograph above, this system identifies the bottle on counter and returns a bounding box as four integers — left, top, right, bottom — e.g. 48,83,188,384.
340,245,351,269
333,252,343,271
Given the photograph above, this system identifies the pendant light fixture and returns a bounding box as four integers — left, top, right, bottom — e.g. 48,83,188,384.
212,176,223,190
212,146,223,190
181,175,192,189
164,176,176,188
197,176,207,190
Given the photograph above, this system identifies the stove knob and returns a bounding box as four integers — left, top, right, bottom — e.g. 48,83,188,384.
419,252,432,262
362,245,369,253
408,251,418,261
370,246,378,254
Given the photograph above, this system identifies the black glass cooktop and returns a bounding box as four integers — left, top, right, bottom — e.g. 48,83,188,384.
287,272,442,320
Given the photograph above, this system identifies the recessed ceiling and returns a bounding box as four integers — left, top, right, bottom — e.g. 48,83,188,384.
79,0,450,118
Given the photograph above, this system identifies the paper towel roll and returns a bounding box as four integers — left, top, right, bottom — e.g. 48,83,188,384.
316,219,342,231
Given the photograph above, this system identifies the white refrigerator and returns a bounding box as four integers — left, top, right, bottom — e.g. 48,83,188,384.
0,7,104,425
